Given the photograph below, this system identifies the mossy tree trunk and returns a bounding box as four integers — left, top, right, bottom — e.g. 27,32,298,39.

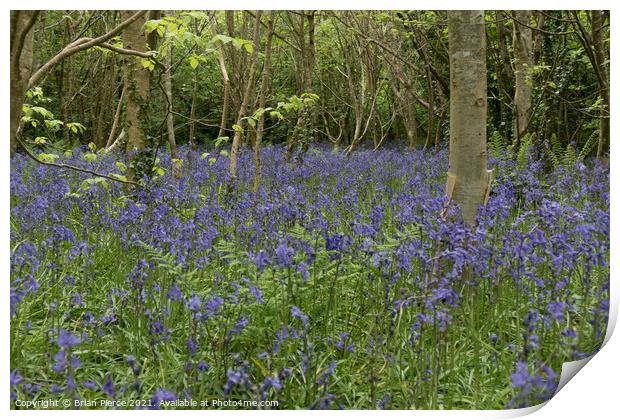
121,10,150,181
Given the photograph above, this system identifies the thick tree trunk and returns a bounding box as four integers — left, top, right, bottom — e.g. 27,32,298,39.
512,11,533,142
121,10,150,180
447,10,490,226
10,11,38,155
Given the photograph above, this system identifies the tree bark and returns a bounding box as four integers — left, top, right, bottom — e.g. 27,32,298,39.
121,10,150,181
106,83,127,149
164,43,180,178
253,11,276,193
512,11,533,142
229,11,261,179
285,11,316,161
447,10,490,226
592,10,610,159
211,20,231,139
10,11,38,155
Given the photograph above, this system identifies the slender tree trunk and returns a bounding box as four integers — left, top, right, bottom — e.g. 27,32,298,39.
106,83,127,149
496,11,515,142
93,57,116,148
229,11,262,179
592,11,610,159
253,11,276,193
512,11,533,143
447,10,490,226
121,10,150,181
10,11,38,155
188,69,198,148
424,66,434,149
164,43,181,178
285,11,316,161
212,20,231,140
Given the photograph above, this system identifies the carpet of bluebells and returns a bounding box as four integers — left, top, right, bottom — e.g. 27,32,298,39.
10,144,609,409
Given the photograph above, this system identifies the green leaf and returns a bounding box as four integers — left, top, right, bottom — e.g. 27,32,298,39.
141,58,155,71
145,19,162,34
38,153,59,163
243,41,254,54
31,106,54,119
115,161,127,173
232,124,243,133
189,56,199,70
219,150,229,157
212,34,233,45
108,173,127,182
269,110,284,120
80,177,108,191
208,157,217,165
34,136,47,145
44,119,64,131
214,136,230,147
83,152,97,163
67,122,86,134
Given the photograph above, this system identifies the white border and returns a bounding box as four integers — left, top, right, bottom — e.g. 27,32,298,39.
3,1,618,419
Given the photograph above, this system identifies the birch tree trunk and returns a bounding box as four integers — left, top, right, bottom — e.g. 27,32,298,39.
447,10,490,226
512,11,533,143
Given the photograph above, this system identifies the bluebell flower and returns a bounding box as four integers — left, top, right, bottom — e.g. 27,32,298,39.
291,306,309,329
276,240,295,268
58,329,80,349
102,374,115,397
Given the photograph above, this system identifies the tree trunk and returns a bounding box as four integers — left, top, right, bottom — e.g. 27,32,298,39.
496,11,515,142
121,10,150,181
285,11,316,161
253,11,276,193
106,83,127,149
447,10,490,226
211,20,231,140
93,56,116,148
592,11,610,159
164,43,181,178
512,11,533,143
229,11,261,179
10,11,38,155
